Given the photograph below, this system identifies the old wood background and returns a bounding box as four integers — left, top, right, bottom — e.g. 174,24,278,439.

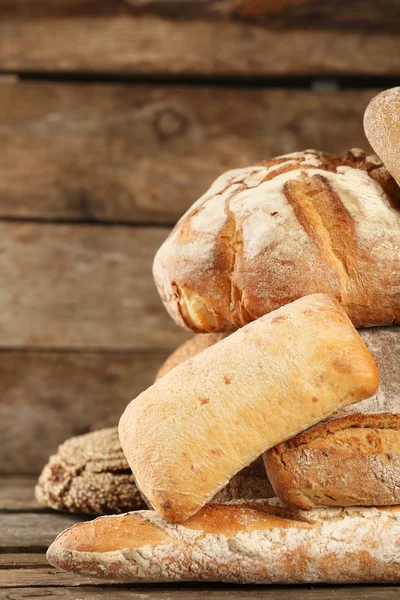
1,0,400,475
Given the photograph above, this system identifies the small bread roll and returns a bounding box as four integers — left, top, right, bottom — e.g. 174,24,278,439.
364,87,400,186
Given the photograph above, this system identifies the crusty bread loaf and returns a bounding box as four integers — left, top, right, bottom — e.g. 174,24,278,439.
263,325,400,510
265,413,400,511
47,501,400,584
119,294,378,523
35,426,272,515
35,427,146,515
364,87,400,186
155,332,274,502
155,333,227,380
153,148,400,332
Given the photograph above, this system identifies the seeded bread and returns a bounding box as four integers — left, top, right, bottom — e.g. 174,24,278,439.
153,149,400,332
35,427,145,515
47,501,400,584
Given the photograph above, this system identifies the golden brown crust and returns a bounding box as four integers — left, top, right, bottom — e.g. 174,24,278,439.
119,294,378,523
153,149,400,332
47,502,400,583
364,87,400,187
264,413,400,510
155,333,228,380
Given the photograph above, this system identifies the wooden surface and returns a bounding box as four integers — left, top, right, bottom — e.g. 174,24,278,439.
0,352,171,473
1,3,400,76
0,477,399,597
0,222,190,350
0,82,377,224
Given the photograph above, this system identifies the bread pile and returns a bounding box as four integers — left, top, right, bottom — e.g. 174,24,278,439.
45,88,400,584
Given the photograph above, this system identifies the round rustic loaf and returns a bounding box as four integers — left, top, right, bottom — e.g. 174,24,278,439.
364,87,400,186
35,427,145,515
153,149,400,332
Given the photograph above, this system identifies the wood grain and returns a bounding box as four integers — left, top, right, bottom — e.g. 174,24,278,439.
0,513,86,552
0,82,377,223
1,584,400,598
0,222,189,350
0,351,171,473
1,10,399,76
0,476,42,511
1,0,399,30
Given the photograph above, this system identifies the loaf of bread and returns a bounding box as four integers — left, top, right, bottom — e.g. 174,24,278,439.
119,294,378,523
265,413,400,510
155,333,227,380
332,326,400,419
35,427,146,515
263,325,400,510
47,501,400,584
153,148,400,332
35,426,272,515
364,87,400,185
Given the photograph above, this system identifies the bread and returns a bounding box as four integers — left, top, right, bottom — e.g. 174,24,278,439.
47,501,400,584
213,457,274,502
119,294,378,523
36,426,273,516
153,148,400,332
332,326,400,419
155,333,227,380
35,427,146,515
364,87,400,186
263,325,400,510
265,413,400,511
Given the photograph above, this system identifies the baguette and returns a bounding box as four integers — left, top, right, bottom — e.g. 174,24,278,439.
47,501,400,584
119,294,378,522
264,413,400,510
153,148,400,332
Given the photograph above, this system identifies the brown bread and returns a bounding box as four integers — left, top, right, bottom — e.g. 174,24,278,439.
153,149,400,331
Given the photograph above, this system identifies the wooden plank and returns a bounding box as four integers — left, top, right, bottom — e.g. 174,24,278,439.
1,0,399,30
0,564,98,588
0,351,170,474
0,513,86,552
0,82,378,223
0,477,42,511
0,223,189,350
1,586,400,598
0,10,399,76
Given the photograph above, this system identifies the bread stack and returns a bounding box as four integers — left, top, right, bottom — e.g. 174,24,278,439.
46,89,400,584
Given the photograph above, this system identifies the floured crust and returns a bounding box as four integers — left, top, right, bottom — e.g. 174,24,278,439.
47,501,400,584
264,413,400,510
153,149,400,331
119,294,378,523
364,87,400,186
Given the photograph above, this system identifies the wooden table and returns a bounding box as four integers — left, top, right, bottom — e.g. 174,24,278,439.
1,475,400,599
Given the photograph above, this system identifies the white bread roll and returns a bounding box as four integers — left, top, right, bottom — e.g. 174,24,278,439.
119,294,378,523
153,149,400,332
47,501,400,584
